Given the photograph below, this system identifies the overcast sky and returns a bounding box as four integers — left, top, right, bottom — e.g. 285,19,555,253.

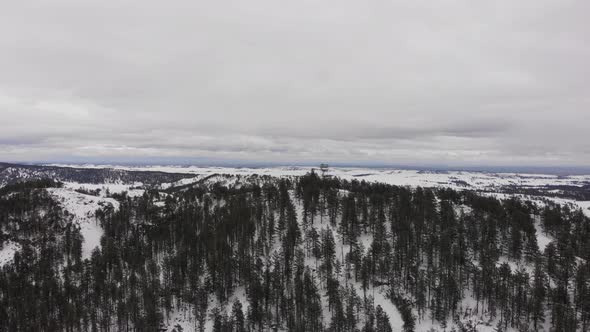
1,0,589,167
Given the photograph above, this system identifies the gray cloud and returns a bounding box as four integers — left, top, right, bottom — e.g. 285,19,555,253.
0,0,589,166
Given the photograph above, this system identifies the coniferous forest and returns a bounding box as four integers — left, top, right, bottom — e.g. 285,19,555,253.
1,172,590,331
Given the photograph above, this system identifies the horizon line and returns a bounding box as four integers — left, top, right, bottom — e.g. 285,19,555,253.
3,160,590,176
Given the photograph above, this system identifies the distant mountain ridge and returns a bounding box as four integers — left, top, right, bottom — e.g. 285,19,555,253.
0,162,194,187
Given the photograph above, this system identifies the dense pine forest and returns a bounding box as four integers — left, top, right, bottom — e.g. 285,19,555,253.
1,171,590,331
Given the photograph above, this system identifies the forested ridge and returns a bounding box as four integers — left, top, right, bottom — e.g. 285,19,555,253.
1,172,590,331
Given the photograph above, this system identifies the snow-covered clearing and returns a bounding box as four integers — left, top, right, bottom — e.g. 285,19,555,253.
47,188,120,259
0,241,21,267
62,181,145,198
534,217,554,253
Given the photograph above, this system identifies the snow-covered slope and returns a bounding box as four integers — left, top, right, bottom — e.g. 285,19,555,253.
47,188,120,259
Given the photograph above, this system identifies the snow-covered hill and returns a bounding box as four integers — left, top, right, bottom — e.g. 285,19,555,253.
44,164,590,216
0,162,194,188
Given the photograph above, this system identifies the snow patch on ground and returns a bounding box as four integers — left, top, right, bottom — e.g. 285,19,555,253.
497,256,534,275
354,282,404,331
0,241,21,267
161,287,250,332
415,291,517,332
62,182,145,198
482,191,590,226
162,305,197,332
47,188,120,259
534,220,554,253
160,176,203,190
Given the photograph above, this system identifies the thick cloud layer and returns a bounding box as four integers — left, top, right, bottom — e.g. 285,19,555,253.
1,0,589,166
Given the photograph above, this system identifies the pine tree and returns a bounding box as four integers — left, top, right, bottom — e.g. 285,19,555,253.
531,258,546,330
231,299,245,332
375,305,393,332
